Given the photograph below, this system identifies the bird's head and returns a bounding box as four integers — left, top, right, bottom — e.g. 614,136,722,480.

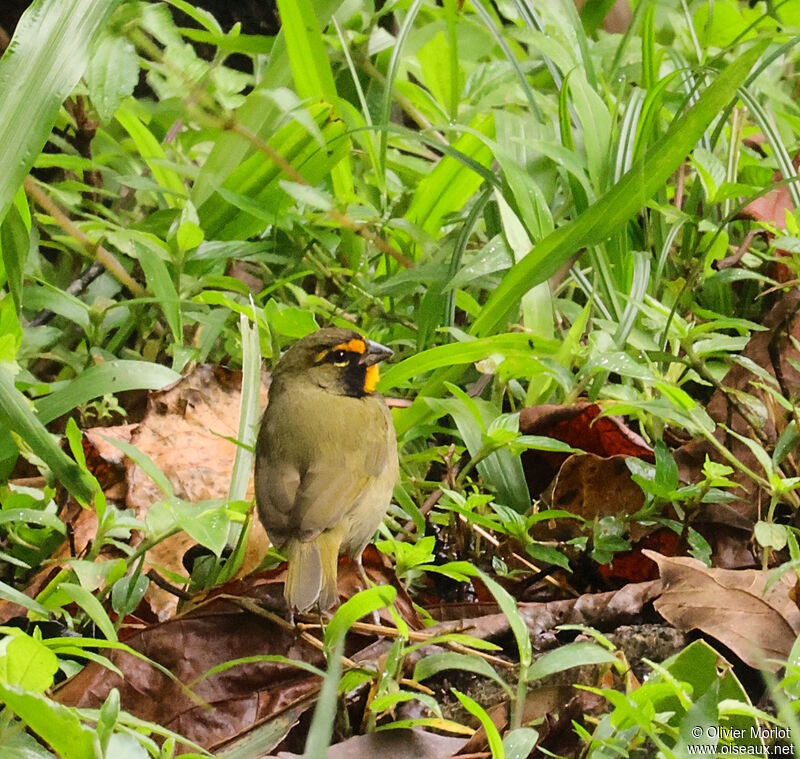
273,327,393,397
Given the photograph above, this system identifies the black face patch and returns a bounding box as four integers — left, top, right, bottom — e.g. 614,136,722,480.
340,352,368,397
312,347,367,397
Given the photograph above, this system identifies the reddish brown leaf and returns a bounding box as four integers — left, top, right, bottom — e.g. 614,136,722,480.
598,528,681,583
520,403,652,497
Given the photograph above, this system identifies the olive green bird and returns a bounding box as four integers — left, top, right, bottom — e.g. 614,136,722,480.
254,328,399,612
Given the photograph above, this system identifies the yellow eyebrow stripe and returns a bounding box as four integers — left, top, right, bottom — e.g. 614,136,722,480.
314,338,366,363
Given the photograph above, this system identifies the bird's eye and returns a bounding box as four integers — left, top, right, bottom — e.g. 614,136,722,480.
331,350,347,362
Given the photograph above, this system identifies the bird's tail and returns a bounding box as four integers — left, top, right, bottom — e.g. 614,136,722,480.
285,531,342,611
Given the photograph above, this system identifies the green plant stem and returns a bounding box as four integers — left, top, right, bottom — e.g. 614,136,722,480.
697,424,771,492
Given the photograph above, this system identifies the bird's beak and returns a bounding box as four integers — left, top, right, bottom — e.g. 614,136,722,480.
359,339,393,366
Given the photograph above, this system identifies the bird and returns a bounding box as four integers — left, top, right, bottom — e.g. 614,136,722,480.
254,327,399,612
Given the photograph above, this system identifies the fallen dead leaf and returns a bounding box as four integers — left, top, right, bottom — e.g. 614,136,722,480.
54,553,421,753
125,364,270,618
544,453,648,541
55,588,324,752
520,402,653,498
645,550,800,670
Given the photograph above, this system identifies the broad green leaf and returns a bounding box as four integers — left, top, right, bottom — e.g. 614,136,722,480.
0,632,59,691
0,0,123,226
172,501,229,556
0,684,101,759
502,727,539,759
86,32,139,122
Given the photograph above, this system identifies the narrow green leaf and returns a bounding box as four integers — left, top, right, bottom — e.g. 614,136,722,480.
99,434,174,498
136,246,183,346
471,40,768,336
0,371,97,503
414,652,512,696
324,586,396,649
406,114,495,240
229,308,261,502
453,689,505,759
274,0,353,201
35,360,180,425
116,104,185,206
0,202,29,313
380,333,557,391
0,579,49,616
60,583,118,642
528,641,617,680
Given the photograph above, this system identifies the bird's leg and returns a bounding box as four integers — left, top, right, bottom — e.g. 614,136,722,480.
355,554,381,626
287,607,295,628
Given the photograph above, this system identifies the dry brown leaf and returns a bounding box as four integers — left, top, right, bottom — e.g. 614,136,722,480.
645,550,800,670
520,402,652,498
126,364,269,512
124,365,270,618
55,591,324,752
54,553,422,753
425,580,662,639
545,453,648,541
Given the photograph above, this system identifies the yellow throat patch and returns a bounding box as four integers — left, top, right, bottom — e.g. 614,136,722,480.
364,364,380,393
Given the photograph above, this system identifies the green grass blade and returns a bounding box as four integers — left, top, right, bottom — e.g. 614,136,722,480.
0,0,122,226
59,583,118,642
275,0,353,202
470,40,768,337
228,307,261,502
